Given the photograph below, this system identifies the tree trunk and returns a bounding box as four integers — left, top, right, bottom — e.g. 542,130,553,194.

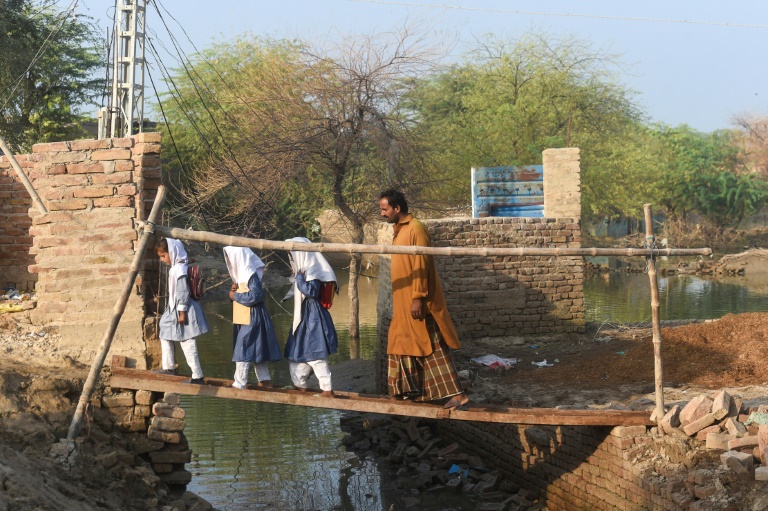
348,224,364,346
348,252,361,343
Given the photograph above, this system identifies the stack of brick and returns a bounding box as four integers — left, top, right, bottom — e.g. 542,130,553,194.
0,134,162,367
661,390,768,483
92,387,211,509
147,392,193,488
99,388,154,433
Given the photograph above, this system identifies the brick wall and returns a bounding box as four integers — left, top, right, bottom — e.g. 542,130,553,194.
0,134,161,368
428,217,584,339
437,421,695,510
0,154,37,290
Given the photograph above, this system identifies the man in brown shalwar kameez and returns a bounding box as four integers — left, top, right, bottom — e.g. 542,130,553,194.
378,189,469,410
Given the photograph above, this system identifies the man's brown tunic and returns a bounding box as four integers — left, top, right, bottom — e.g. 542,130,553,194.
387,214,461,357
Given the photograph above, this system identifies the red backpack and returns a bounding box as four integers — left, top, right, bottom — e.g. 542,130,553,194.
187,263,205,301
319,281,336,309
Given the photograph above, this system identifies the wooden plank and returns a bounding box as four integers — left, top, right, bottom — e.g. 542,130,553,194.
110,368,653,426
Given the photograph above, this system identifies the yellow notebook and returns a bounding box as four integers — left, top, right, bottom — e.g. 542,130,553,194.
232,283,251,325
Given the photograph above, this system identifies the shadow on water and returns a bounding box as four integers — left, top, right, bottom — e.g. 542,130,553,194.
177,270,384,511
585,272,768,323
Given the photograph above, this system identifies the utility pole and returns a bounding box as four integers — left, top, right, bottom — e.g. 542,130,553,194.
99,0,146,139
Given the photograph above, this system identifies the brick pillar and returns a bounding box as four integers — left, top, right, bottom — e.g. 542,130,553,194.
543,148,581,219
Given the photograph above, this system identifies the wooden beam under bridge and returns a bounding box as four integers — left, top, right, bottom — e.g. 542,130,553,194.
110,363,653,427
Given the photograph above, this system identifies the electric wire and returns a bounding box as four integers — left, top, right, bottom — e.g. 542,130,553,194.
348,0,768,30
146,34,292,271
149,0,279,215
145,60,213,231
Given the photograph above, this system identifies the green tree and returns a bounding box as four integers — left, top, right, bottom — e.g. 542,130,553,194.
650,125,768,230
408,32,646,216
157,29,442,338
0,0,102,152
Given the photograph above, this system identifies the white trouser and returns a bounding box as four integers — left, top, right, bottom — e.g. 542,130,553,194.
289,359,332,391
161,338,203,379
233,362,271,389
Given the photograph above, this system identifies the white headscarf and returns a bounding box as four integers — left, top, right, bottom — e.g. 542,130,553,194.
286,237,337,333
166,238,188,305
223,246,265,285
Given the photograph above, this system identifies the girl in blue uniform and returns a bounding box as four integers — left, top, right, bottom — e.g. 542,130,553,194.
224,246,281,389
285,237,338,397
155,238,209,384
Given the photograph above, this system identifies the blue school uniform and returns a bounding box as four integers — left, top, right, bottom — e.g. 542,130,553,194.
158,274,209,341
232,272,282,363
284,274,338,362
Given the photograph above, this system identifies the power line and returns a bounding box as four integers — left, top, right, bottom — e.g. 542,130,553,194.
145,61,213,231
348,0,768,30
149,0,281,217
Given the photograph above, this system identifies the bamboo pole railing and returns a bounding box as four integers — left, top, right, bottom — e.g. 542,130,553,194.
644,204,666,433
143,223,712,258
67,186,167,440
137,215,707,429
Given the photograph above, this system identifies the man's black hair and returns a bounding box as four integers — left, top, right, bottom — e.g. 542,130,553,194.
379,189,409,214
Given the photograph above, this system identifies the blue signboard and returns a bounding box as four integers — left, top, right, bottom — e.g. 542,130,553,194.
471,165,544,218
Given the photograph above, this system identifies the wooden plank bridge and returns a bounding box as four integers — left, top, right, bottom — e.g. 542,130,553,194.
110,358,653,427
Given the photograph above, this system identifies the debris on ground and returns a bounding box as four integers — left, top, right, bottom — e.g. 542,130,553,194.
470,354,517,369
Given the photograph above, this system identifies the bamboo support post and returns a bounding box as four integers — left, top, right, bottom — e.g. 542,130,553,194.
67,186,167,440
0,133,47,214
143,223,712,258
644,204,666,431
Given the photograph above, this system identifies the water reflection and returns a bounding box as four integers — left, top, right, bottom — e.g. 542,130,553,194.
179,270,382,511
585,272,768,323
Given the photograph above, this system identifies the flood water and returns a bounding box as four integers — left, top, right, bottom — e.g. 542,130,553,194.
585,272,768,323
175,268,768,510
180,271,382,511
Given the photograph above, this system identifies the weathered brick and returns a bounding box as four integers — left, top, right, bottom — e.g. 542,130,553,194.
135,132,162,143
91,172,132,185
728,435,759,450
706,432,735,450
91,149,131,161
149,450,192,464
151,416,186,432
157,470,191,485
111,137,134,148
73,186,114,198
102,392,135,408
46,199,91,212
147,425,180,444
32,141,70,153
679,396,714,426
135,389,153,406
67,163,105,174
70,139,111,150
93,196,132,208
683,413,716,436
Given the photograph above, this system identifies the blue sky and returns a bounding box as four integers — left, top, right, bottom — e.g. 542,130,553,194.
76,0,768,132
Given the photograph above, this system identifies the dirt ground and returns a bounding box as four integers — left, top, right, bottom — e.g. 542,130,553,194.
452,313,768,410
